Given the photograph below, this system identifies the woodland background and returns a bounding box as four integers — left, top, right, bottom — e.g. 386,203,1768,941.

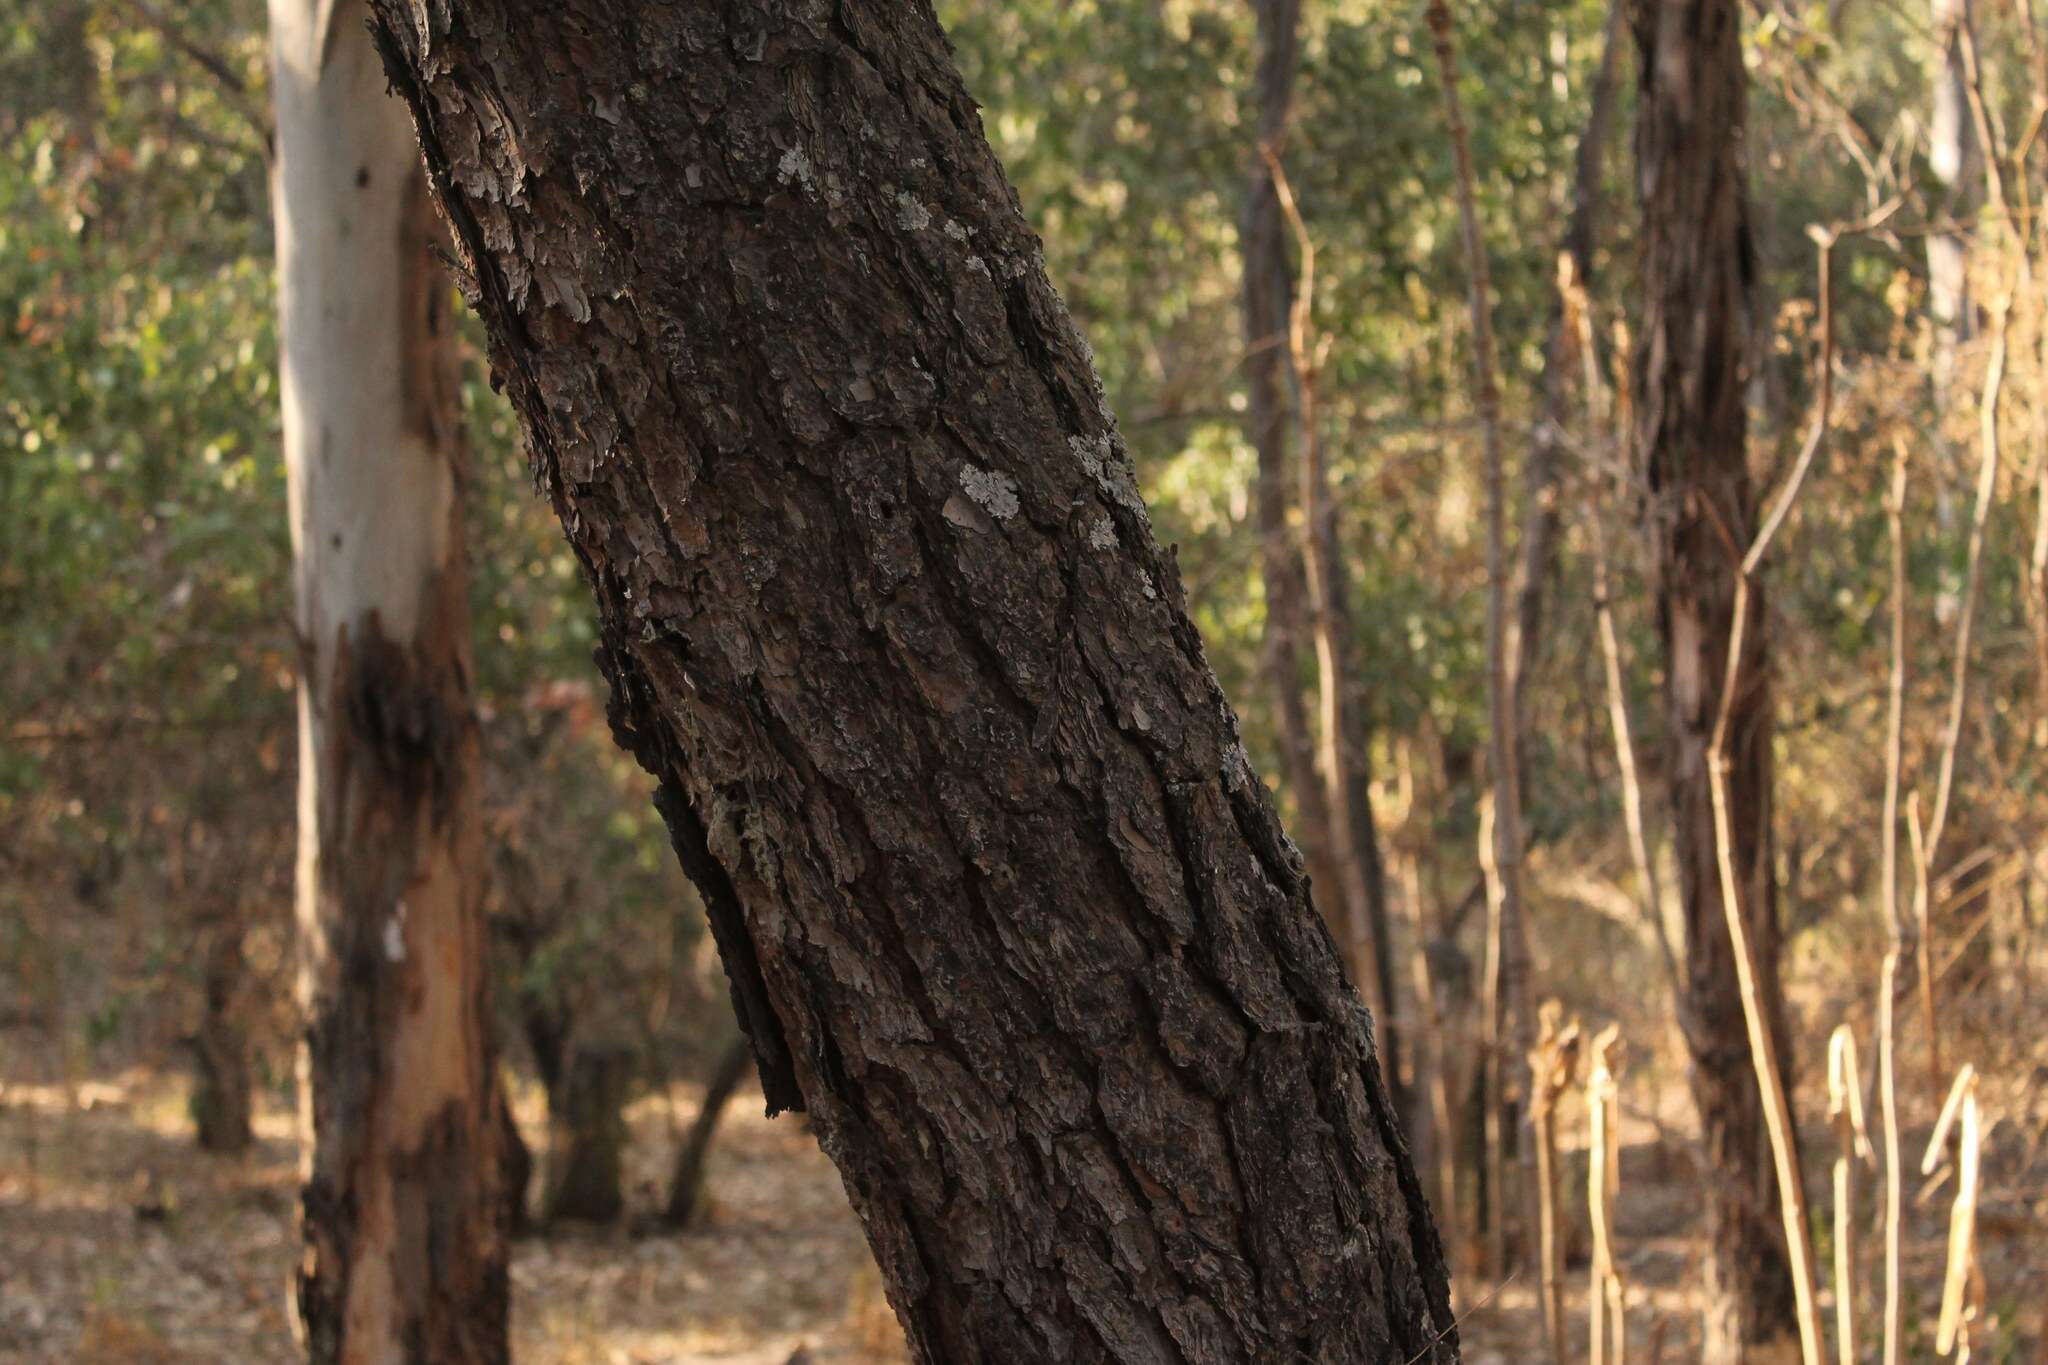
2,0,2046,1360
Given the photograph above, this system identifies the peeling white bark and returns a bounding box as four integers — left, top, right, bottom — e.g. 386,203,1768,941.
268,3,504,1358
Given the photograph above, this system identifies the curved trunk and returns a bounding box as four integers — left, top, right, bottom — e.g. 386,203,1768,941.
664,1037,755,1228
367,3,1455,1360
1628,0,1802,1356
268,3,505,1358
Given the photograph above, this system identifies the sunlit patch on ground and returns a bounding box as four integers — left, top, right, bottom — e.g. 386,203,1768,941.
0,1066,905,1364
2,1051,2041,1362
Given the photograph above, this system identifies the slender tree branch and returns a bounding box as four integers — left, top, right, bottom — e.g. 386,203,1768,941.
1909,292,2008,1092
1878,434,1909,1365
1746,203,1902,576
1701,212,1887,1365
1426,0,1536,1292
1258,143,1405,1109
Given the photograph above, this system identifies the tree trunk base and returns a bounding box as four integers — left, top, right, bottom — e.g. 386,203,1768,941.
545,1039,633,1224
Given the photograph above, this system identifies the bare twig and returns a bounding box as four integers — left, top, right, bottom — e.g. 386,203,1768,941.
1945,6,2048,731
1426,0,1535,1283
1699,217,1881,1365
1921,1067,1984,1357
1530,1002,1582,1365
1401,1272,1520,1365
1878,436,1910,1365
1826,1026,1873,1365
1955,13,2029,256
1704,569,1826,1365
1260,145,1400,1092
1910,295,2009,1093
1587,1024,1626,1365
1743,207,1901,577
1565,260,1686,1020
1395,741,1467,1301
1906,794,1940,1095
1476,791,1509,1281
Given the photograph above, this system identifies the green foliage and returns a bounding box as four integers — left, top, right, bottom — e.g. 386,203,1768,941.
3,0,2046,1197
0,0,701,1081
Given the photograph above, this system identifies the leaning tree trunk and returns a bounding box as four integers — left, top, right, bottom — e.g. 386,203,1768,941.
367,3,1455,1361
268,3,505,1359
1629,0,1802,1358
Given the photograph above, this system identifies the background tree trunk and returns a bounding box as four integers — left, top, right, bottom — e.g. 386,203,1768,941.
1928,0,1976,622
188,920,253,1153
544,1037,632,1224
1244,0,1406,1121
498,1081,534,1235
368,2,1456,1360
664,1037,754,1229
1628,0,1802,1357
1425,0,1535,1283
268,2,505,1358
1519,0,1623,741
1243,0,1348,967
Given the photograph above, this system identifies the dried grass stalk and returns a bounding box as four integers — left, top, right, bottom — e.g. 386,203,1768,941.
1920,1066,1984,1358
1878,437,1909,1365
1531,1001,1583,1365
1587,1023,1625,1365
1826,1026,1873,1365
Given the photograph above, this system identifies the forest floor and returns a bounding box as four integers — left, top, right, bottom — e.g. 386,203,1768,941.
0,1053,2041,1363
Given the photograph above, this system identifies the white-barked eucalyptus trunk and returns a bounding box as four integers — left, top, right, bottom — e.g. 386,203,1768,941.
268,2,505,1358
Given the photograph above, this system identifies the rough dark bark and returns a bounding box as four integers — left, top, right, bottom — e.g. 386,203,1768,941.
1628,0,1801,1357
663,1037,754,1228
368,3,1455,1360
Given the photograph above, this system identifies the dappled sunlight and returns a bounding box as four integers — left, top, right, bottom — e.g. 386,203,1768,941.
1,1068,907,1363
8,0,2048,1358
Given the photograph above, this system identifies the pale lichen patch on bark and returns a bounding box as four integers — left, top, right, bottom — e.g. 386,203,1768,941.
777,146,814,191
366,0,1456,1355
958,464,1020,521
895,190,932,232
